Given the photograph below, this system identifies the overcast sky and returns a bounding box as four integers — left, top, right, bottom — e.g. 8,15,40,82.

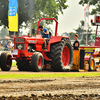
50,0,95,35
21,0,85,35
18,0,87,35
0,0,95,35
58,0,84,34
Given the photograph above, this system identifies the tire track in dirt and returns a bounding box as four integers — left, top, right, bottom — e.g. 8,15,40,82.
0,77,100,99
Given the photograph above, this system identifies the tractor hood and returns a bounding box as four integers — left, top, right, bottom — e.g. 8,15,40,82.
26,35,44,44
14,35,44,45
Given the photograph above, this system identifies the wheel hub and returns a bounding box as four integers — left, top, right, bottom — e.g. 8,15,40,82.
90,60,94,69
38,57,42,67
62,46,70,66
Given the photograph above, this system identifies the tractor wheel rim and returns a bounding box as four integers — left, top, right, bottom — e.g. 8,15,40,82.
7,56,11,67
38,57,42,67
62,46,70,66
91,60,94,69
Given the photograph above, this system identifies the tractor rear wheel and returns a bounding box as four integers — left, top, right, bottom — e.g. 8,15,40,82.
0,52,12,71
49,39,73,72
31,52,44,72
88,56,95,71
16,60,31,71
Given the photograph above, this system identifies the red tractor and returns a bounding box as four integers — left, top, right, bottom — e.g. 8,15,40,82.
0,18,73,72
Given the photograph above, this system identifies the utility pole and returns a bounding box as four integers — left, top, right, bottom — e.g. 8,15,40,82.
86,0,90,46
88,0,90,30
16,0,19,37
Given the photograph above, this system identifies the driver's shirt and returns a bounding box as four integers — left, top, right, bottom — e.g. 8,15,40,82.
41,28,49,38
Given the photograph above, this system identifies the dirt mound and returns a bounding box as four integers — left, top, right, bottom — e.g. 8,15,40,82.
0,79,55,83
0,77,100,99
0,94,100,100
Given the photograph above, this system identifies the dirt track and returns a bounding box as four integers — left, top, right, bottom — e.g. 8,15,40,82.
0,67,100,74
0,77,100,99
0,67,100,99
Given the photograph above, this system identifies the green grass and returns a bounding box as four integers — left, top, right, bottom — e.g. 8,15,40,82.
0,73,100,79
12,62,17,67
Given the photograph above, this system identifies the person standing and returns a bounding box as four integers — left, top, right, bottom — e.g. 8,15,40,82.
73,34,80,50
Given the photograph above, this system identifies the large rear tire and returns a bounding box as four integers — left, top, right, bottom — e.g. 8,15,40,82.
16,60,31,71
0,52,12,71
49,39,73,72
31,52,44,72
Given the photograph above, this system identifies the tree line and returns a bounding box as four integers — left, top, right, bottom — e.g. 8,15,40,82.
0,0,68,33
0,0,99,37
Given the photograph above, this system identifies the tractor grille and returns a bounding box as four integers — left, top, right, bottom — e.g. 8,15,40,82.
15,38,24,43
15,44,25,50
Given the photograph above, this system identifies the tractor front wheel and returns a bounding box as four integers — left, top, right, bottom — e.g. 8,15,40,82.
0,52,12,71
31,52,44,72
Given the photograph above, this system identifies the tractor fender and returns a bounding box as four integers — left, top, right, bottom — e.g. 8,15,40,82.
49,36,70,44
47,36,70,52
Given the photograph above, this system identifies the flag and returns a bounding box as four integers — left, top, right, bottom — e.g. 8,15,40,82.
84,4,89,30
8,0,18,32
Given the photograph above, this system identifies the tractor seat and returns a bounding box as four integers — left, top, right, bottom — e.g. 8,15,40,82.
46,32,52,43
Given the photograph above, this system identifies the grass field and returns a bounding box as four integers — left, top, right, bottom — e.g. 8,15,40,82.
12,62,17,67
0,73,100,79
9,62,100,79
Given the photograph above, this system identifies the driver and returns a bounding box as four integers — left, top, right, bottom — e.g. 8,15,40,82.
38,25,49,49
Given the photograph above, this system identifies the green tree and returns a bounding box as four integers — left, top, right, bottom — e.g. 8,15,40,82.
0,26,9,38
74,20,85,39
0,0,9,26
61,31,75,40
79,0,100,14
0,0,68,31
69,32,75,40
74,20,93,39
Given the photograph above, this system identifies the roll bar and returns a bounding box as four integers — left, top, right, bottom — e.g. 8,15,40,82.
37,18,58,36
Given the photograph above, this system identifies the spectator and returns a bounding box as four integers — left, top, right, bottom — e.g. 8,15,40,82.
10,41,14,48
4,41,12,51
73,34,80,50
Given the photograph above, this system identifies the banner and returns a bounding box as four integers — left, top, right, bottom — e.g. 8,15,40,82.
8,0,18,32
84,4,89,30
